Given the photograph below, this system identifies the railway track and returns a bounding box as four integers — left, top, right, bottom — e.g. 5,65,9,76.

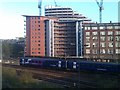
2,63,119,88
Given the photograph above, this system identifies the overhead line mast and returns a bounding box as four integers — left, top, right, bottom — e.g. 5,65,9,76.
95,0,104,23
38,0,42,16
54,0,57,6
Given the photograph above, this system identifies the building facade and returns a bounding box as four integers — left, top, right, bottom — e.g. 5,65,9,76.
23,15,57,57
83,22,120,59
45,6,92,57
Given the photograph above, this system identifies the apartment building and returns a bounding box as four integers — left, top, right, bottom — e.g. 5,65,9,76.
83,22,120,59
23,15,57,57
23,6,93,57
45,6,92,57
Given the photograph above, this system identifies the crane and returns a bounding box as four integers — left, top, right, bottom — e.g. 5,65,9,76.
95,0,104,23
54,0,57,7
38,0,42,16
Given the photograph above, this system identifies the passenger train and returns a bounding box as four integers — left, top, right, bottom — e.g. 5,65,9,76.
20,57,120,73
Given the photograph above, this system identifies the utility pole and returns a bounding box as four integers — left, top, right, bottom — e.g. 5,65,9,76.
95,0,104,23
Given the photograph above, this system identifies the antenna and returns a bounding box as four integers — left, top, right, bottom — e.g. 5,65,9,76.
54,0,57,6
95,0,104,23
38,0,42,16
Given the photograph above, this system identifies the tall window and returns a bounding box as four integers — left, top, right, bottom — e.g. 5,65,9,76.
108,42,113,47
86,43,90,47
92,49,98,54
86,32,90,36
107,26,113,29
108,31,113,35
86,49,90,54
100,31,105,35
93,37,98,41
86,37,90,42
92,27,98,30
116,49,120,54
108,36,113,41
115,42,120,47
100,37,105,41
100,43,105,47
108,49,113,54
100,49,105,54
93,43,98,47
92,32,97,35
116,31,120,35
116,36,120,41
99,26,104,30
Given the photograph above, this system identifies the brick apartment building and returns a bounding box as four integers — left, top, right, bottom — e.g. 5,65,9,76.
83,22,120,59
23,6,92,57
23,15,57,57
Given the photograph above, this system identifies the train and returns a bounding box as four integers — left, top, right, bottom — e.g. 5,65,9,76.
20,57,120,73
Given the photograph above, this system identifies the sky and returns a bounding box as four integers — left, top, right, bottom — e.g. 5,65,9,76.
0,0,119,39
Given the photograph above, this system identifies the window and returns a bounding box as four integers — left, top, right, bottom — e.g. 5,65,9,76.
100,37,105,41
93,37,97,41
108,49,113,54
86,49,90,54
107,26,113,29
92,32,97,35
38,44,40,46
38,52,41,54
86,37,90,42
100,31,105,35
38,21,40,23
115,42,120,47
92,49,98,54
108,31,113,35
100,43,105,47
99,26,104,30
108,36,113,41
116,36,120,41
93,43,98,47
108,42,113,47
38,40,40,42
85,27,87,30
86,32,90,36
116,31,120,35
86,43,90,47
92,27,98,30
38,48,40,50
100,49,105,54
116,49,120,54
85,27,91,30
114,26,120,29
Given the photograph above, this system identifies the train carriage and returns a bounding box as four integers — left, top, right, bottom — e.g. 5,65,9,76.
20,57,120,73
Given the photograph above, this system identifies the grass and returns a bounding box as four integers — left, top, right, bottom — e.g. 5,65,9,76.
2,67,64,89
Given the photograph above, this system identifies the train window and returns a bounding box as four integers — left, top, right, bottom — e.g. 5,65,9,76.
59,61,61,63
35,61,38,63
73,62,76,64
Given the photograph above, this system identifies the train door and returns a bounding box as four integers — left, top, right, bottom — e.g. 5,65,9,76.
73,61,77,69
21,58,25,65
58,61,61,68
